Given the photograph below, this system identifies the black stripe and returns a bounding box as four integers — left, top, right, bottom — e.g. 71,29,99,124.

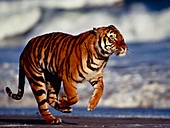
48,97,56,99
43,34,56,69
93,42,108,60
98,37,110,55
38,99,47,106
49,54,56,73
32,89,46,96
39,108,49,112
28,78,44,87
26,54,37,72
84,40,99,67
78,31,92,45
75,32,92,74
56,34,70,67
86,53,99,71
71,73,83,83
43,36,53,69
103,37,107,50
65,36,79,74
26,53,42,73
51,33,67,72
53,33,65,46
44,70,58,84
77,66,85,79
66,36,79,54
79,48,88,74
48,91,56,95
32,36,44,59
90,80,98,86
25,59,44,83
48,33,62,73
88,53,98,66
54,102,60,109
80,59,88,74
58,36,74,72
25,67,45,84
38,36,51,60
98,37,103,51
83,36,101,71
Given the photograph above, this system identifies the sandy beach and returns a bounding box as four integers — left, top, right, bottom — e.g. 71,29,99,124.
0,115,170,128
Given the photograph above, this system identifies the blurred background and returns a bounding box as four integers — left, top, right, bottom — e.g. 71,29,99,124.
0,0,170,117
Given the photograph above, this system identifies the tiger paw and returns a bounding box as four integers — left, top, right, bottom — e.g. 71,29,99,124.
87,104,96,111
87,99,98,111
58,106,73,113
50,118,62,125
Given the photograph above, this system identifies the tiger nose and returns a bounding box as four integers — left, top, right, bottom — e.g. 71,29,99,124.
121,46,128,52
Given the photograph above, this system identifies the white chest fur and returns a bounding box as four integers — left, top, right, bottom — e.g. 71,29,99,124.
82,57,106,81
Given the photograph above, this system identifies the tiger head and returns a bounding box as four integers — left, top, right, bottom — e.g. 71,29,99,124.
93,25,128,57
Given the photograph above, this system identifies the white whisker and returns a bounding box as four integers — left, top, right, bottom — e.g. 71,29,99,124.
127,50,133,56
128,48,135,52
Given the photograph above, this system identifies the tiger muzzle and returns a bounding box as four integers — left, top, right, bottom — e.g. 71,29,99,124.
114,47,128,57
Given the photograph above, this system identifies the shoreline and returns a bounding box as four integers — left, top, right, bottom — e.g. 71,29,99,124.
0,115,170,128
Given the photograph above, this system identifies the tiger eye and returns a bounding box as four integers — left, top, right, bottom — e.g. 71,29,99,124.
110,35,113,38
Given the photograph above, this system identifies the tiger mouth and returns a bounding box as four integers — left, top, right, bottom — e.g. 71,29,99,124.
113,48,127,56
115,52,126,56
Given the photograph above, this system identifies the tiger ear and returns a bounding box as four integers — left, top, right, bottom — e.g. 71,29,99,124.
93,27,97,33
93,27,99,36
108,25,115,28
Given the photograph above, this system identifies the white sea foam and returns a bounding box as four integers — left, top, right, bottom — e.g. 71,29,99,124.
0,0,122,11
30,4,170,43
0,7,41,41
0,0,170,47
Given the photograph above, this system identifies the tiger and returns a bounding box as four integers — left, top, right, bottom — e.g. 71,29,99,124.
6,25,128,124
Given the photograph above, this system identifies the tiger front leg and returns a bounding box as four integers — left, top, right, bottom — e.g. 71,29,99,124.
46,82,72,113
88,74,104,111
59,78,78,108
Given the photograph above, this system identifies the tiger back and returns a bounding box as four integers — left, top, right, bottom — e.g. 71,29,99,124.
6,25,128,124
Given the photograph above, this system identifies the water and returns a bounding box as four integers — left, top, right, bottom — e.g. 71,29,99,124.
1,0,170,45
0,107,170,118
0,0,170,117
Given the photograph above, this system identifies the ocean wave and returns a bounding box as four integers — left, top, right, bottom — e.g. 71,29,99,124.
0,0,170,47
28,2,170,43
0,7,41,41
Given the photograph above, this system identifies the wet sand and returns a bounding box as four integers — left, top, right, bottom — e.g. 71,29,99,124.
0,115,170,128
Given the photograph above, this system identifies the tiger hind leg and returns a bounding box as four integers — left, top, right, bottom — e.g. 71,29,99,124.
46,81,72,113
44,71,72,113
28,76,62,124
